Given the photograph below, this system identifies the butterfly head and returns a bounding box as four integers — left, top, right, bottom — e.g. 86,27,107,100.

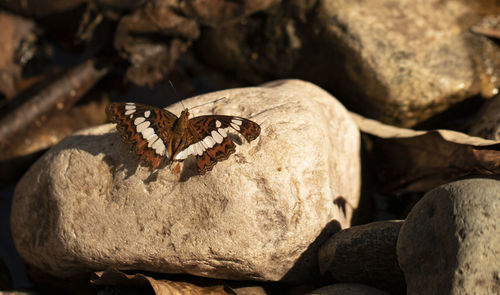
172,108,190,134
180,108,190,118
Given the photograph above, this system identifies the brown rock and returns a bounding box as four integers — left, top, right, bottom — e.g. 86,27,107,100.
196,0,500,127
316,0,499,127
11,79,361,282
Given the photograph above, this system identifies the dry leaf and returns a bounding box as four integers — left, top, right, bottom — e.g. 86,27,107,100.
350,112,500,195
91,269,236,295
471,15,500,39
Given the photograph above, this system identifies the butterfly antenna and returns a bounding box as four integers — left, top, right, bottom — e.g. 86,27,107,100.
168,80,186,110
189,97,228,110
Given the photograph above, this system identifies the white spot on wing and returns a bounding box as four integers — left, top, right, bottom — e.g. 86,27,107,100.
148,136,158,147
188,145,196,156
232,119,243,126
156,145,165,156
175,147,190,160
136,121,150,132
125,109,135,115
203,136,216,148
230,123,240,131
211,130,223,143
125,104,136,110
199,139,208,149
141,127,154,139
134,117,145,125
152,139,165,155
144,110,151,118
218,128,227,137
175,151,185,160
215,120,222,128
194,143,204,156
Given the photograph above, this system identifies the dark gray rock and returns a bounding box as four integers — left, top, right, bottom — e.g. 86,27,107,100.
318,220,405,294
397,178,500,295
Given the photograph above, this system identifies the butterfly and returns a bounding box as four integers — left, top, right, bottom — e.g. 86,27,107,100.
106,102,261,174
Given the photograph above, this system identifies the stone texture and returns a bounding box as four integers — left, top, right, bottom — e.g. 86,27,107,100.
318,221,405,294
317,0,493,127
11,79,361,282
196,0,499,127
397,178,500,295
469,94,500,140
307,283,390,295
233,286,267,295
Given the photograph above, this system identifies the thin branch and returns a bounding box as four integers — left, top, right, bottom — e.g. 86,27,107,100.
0,59,109,150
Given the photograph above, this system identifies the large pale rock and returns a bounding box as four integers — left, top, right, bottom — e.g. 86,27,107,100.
11,79,361,281
397,178,500,295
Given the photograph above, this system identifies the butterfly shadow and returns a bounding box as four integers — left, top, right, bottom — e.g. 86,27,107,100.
65,131,196,183
58,131,247,183
54,132,144,181
178,157,199,182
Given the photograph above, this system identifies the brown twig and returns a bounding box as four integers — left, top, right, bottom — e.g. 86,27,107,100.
0,59,109,151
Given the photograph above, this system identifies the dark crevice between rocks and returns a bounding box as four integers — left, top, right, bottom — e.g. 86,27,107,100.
281,219,341,285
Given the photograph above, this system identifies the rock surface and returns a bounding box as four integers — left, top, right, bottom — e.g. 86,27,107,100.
397,178,500,295
317,0,491,127
469,93,500,140
307,283,390,295
11,79,361,282
318,221,405,294
197,0,499,127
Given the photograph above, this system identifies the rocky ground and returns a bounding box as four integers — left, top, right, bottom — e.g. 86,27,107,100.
0,1,499,294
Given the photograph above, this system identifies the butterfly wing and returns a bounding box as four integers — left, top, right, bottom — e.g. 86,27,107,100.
174,115,261,174
106,102,177,170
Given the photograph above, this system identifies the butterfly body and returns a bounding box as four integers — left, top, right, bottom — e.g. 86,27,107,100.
106,102,260,174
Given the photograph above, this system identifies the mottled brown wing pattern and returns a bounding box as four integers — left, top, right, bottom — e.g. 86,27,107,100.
106,102,177,170
190,115,261,143
173,115,261,174
196,137,236,174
